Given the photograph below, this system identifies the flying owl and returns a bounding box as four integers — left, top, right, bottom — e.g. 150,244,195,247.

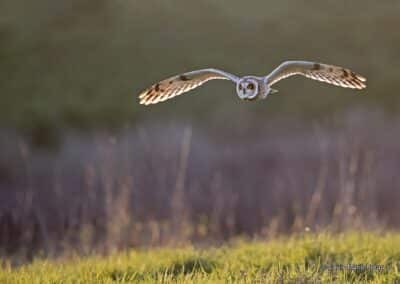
138,60,366,105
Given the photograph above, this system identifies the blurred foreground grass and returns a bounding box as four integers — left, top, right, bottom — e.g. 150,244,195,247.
1,232,400,283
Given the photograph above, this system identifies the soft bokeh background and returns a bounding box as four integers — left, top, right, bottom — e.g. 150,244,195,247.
1,0,400,261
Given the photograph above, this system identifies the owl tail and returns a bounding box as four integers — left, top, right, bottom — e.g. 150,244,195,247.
270,88,279,95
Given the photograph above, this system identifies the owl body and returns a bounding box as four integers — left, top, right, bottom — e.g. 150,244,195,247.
138,61,366,106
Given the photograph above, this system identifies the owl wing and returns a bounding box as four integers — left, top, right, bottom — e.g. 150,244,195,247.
138,68,239,105
264,61,366,90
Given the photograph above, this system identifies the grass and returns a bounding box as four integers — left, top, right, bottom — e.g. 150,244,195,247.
1,232,400,283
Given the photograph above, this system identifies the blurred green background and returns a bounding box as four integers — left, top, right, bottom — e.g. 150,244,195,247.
1,0,399,138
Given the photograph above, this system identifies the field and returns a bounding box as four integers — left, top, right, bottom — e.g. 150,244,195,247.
1,232,399,283
1,115,400,260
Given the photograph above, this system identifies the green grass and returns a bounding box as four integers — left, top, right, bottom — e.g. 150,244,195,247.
1,232,400,283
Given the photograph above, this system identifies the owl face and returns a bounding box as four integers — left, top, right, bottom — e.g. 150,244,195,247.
236,78,259,100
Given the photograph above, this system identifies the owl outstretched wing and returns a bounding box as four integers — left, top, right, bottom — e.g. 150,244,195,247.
264,61,366,90
138,68,239,105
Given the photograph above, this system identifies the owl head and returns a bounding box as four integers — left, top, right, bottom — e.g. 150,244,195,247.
236,77,259,100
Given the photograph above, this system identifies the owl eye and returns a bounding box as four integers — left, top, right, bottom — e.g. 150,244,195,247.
247,83,255,90
238,85,243,90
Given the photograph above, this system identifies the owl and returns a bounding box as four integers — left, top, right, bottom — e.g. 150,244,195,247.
138,60,366,105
